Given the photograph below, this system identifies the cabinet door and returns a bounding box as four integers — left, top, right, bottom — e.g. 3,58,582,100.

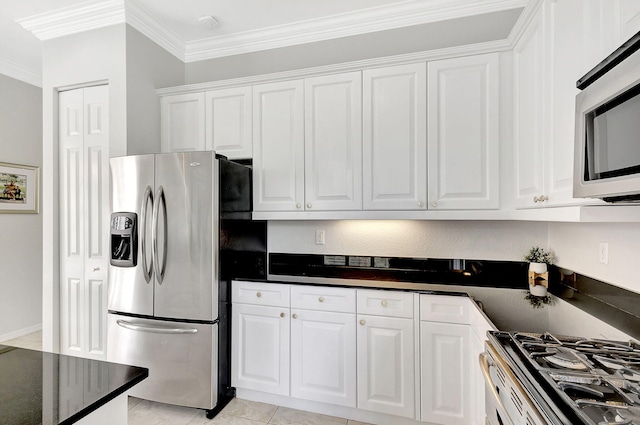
304,72,362,211
290,309,356,407
205,87,252,159
427,53,500,210
420,321,472,425
363,63,427,210
513,5,546,208
357,315,415,418
231,303,290,395
253,80,304,212
160,93,206,153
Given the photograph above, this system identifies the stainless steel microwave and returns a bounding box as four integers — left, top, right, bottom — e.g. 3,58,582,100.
574,31,640,202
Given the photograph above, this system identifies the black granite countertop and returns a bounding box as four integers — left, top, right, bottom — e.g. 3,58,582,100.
0,345,148,425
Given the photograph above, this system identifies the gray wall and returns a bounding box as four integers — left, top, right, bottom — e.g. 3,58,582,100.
185,9,521,84
126,26,185,154
0,74,43,339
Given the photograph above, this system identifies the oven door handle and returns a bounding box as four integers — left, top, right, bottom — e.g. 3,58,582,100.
479,352,515,425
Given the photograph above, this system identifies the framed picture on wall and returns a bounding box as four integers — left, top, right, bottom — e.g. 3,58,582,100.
0,162,39,213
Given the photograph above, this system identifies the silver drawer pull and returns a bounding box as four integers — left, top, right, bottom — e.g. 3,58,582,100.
292,313,298,319
116,320,197,334
381,300,388,307
360,320,366,326
280,312,285,318
92,267,100,272
256,292,262,298
318,296,325,303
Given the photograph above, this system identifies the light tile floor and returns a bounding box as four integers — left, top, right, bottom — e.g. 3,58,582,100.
1,331,373,425
129,397,373,425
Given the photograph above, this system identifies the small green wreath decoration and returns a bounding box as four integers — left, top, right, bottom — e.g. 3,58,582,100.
524,291,555,309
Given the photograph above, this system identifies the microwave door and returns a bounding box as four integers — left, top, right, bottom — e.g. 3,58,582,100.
109,154,155,317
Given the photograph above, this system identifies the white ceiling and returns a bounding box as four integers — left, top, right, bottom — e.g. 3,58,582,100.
0,0,528,86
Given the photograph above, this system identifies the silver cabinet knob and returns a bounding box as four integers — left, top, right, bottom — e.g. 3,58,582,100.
280,312,285,318
292,313,298,319
296,203,301,209
418,201,424,207
431,202,437,207
360,319,366,326
533,196,540,203
534,195,549,203
306,203,312,209
318,296,325,303
381,300,388,307
256,292,262,298
92,267,100,272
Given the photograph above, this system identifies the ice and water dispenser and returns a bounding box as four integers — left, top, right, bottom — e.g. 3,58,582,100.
110,212,137,267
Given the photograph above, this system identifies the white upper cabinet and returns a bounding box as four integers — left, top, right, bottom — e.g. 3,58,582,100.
514,4,546,209
205,87,252,159
304,72,363,211
252,80,305,212
160,92,206,153
427,53,500,210
363,63,427,211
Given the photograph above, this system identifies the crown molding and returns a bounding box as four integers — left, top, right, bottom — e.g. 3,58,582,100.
0,57,42,87
17,0,125,41
184,0,528,62
507,0,543,45
125,0,185,60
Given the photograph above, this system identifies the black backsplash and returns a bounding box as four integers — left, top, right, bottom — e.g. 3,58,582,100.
269,253,640,340
270,253,529,288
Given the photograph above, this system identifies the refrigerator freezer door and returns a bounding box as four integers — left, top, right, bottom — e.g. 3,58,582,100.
109,154,155,316
154,152,218,321
107,314,217,409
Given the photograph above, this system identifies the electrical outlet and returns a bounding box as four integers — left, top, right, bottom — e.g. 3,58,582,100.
315,230,325,245
599,242,609,264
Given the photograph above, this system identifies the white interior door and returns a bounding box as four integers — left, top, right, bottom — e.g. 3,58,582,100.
59,85,109,359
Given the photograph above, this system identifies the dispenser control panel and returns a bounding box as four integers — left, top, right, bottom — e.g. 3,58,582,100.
110,212,137,267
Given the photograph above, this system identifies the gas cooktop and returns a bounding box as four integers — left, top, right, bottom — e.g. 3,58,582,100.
490,331,640,425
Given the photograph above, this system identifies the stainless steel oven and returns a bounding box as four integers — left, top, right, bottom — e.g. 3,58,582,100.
480,342,548,425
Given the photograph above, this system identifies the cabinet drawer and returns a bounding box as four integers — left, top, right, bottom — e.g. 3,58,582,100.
357,289,414,318
232,280,290,307
291,285,356,313
419,294,471,324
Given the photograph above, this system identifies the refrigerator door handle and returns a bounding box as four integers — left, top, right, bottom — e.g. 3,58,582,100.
152,186,168,285
141,185,154,283
116,319,198,334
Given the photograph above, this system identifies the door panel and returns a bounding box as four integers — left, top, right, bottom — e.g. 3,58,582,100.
154,151,216,321
109,154,155,317
231,304,290,395
363,63,427,210
60,85,109,359
357,315,415,418
304,72,362,211
107,314,216,409
290,309,356,407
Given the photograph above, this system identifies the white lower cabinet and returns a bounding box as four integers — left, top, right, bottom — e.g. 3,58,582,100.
420,321,472,425
357,314,415,418
290,309,356,407
231,303,290,396
232,281,489,425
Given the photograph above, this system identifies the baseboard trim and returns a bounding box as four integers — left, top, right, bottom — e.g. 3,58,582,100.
0,323,42,342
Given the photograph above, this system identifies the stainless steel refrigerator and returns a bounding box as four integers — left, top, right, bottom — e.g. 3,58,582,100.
106,151,265,417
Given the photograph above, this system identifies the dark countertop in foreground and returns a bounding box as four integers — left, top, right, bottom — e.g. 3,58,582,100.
0,345,148,425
